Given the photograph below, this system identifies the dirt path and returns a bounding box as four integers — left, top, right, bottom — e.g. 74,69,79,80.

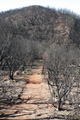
0,64,56,119
54,11,70,43
20,65,54,119
0,63,71,119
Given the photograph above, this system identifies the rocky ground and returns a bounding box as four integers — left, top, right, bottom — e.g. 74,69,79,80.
0,62,73,120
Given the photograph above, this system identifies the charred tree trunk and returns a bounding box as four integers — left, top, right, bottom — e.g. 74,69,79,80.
58,99,62,110
57,86,62,110
9,69,14,80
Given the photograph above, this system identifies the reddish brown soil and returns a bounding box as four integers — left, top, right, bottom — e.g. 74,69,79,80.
0,64,71,119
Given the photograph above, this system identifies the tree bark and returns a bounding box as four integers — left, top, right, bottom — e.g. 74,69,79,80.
58,99,62,110
9,70,13,80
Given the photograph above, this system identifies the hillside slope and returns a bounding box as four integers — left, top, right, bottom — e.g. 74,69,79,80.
0,5,79,45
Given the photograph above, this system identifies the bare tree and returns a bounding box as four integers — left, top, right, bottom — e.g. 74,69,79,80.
3,36,41,79
44,44,80,110
4,36,26,79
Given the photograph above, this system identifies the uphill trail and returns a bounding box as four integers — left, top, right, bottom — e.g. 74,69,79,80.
54,11,70,43
0,61,71,119
0,61,54,119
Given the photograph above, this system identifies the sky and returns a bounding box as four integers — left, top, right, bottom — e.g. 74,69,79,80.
0,0,80,15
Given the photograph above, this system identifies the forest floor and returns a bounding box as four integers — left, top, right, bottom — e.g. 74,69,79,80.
0,60,73,120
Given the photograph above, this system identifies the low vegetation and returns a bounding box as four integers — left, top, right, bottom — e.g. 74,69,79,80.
44,44,80,110
0,5,80,119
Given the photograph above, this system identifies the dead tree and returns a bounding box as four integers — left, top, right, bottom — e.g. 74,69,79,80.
45,44,80,110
